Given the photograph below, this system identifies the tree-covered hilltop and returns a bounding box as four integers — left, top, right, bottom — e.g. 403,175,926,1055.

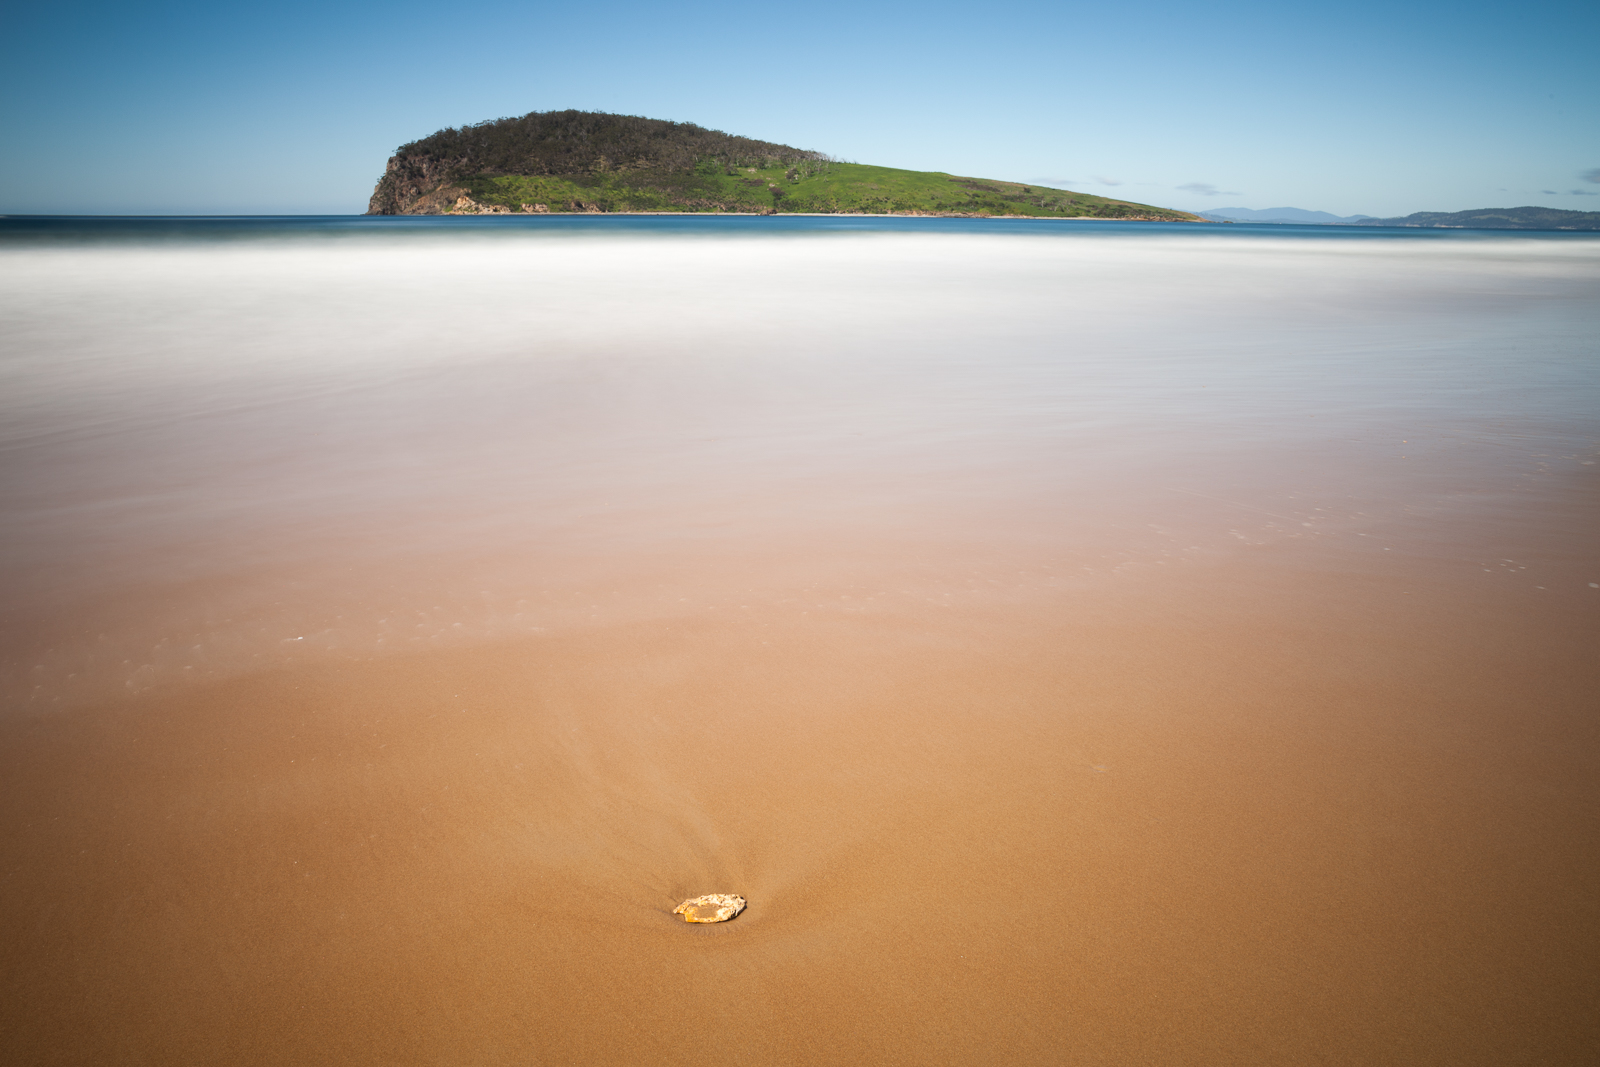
367,110,1202,220
1351,206,1600,230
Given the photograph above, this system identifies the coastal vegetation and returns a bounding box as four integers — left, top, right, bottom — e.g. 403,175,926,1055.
367,110,1201,220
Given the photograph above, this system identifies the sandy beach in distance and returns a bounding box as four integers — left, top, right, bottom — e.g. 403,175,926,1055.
1,226,1596,1064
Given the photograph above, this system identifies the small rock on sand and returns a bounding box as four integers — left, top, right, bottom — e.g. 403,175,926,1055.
673,894,746,923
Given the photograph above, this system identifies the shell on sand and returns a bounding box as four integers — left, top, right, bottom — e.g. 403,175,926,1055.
673,894,746,923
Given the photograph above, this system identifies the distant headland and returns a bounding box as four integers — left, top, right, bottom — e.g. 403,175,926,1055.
1348,205,1600,231
366,110,1203,221
1200,204,1600,231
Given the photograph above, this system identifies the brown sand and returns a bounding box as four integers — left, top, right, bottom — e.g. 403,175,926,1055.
3,541,1597,1065
2,232,1597,1064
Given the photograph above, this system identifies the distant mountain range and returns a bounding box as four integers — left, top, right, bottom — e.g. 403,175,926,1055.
1350,206,1600,231
1199,205,1600,231
1197,207,1374,225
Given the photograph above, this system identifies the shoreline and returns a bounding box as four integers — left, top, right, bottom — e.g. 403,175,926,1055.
426,210,1212,221
3,229,1594,1065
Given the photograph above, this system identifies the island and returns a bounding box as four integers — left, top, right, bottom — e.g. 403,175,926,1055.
366,110,1203,221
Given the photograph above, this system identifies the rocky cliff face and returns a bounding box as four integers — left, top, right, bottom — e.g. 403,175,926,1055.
366,155,467,215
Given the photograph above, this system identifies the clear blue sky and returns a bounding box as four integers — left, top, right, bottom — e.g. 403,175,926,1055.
2,0,1595,216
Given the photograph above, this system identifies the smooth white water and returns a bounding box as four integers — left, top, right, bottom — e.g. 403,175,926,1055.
2,229,1597,706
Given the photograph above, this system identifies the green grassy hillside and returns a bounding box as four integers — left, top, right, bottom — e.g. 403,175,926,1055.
459,161,1188,219
367,110,1200,220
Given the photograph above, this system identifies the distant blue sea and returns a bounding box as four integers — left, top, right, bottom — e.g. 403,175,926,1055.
4,213,1598,245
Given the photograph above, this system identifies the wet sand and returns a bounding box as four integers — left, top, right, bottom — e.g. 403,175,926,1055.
4,555,1597,1065
1,228,1597,1063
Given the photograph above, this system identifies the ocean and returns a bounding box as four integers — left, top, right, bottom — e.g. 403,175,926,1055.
2,215,1597,1064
